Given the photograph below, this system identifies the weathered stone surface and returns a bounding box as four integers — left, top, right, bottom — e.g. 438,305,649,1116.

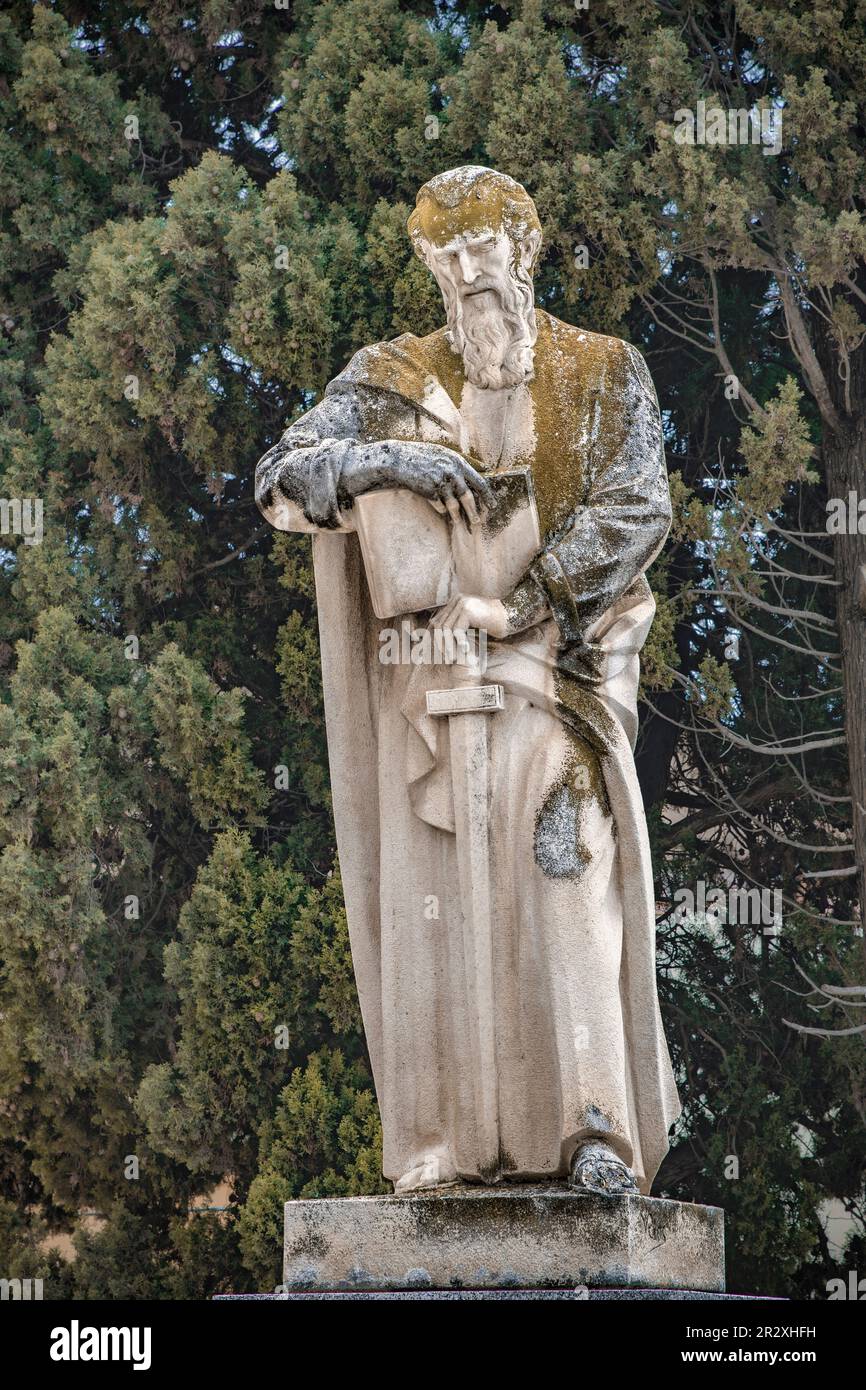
283,1187,724,1293
256,166,681,1199
219,1288,776,1301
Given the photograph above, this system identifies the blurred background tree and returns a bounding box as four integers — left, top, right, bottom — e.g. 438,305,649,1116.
0,0,863,1297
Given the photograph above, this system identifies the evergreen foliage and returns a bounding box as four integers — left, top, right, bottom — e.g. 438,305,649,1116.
1,0,863,1296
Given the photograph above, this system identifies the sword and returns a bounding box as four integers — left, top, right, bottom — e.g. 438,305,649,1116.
426,637,503,1172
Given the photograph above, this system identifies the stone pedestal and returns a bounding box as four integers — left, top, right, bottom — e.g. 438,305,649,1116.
283,1187,724,1294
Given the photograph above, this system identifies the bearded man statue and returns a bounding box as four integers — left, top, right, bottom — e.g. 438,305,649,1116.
255,166,681,1199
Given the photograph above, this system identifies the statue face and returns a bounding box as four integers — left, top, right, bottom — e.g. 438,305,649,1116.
424,230,515,312
422,226,538,390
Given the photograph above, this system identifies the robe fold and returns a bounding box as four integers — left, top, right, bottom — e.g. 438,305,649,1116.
256,308,681,1192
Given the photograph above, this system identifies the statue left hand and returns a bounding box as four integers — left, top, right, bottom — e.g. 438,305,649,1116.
433,594,510,641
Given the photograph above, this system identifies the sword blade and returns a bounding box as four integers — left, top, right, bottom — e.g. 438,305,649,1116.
448,709,499,1169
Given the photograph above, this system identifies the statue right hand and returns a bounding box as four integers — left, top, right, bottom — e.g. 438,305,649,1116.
339,442,494,529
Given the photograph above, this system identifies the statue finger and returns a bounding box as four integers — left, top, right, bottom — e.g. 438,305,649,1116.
434,472,460,509
457,489,478,528
461,463,495,512
433,594,462,628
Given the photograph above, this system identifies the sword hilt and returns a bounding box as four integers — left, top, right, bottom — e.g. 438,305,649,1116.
425,684,504,716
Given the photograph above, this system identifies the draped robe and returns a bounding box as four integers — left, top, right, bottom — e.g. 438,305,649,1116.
256,308,681,1193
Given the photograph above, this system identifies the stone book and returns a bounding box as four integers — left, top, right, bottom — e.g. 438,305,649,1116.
353,466,541,620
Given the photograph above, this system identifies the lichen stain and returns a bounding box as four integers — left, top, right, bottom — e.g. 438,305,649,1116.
497,1144,519,1175
534,784,589,880
533,734,610,879
287,1229,329,1259
583,1105,616,1136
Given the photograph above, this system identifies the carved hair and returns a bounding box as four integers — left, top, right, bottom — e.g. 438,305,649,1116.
440,260,537,389
407,166,543,272
409,168,541,388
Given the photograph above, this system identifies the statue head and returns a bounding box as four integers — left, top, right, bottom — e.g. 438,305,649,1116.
408,166,542,390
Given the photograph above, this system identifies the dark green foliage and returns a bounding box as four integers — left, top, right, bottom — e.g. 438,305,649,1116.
134,832,363,1189
239,1048,386,1288
1,0,864,1298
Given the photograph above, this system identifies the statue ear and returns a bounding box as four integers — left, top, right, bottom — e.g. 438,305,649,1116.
519,228,542,271
409,231,430,266
418,240,439,277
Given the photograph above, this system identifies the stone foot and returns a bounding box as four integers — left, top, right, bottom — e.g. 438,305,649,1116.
393,1153,456,1193
568,1139,639,1196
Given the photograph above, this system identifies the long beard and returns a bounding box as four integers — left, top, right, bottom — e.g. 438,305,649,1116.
444,268,537,390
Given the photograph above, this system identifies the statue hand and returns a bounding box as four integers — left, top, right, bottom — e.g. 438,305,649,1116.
339,441,493,529
432,594,510,642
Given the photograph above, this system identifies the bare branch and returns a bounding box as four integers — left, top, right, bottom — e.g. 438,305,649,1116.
776,273,845,434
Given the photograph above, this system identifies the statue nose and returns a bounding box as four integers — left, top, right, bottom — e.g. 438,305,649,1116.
457,252,480,284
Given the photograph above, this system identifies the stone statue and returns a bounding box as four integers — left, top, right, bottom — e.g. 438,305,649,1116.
256,166,681,1200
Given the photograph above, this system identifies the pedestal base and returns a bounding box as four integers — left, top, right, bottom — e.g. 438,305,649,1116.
283,1186,725,1293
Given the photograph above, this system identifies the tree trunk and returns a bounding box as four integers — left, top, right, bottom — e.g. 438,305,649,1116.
823,353,866,955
